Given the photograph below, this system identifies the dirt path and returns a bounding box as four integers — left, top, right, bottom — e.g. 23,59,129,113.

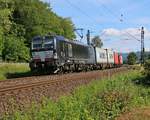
117,107,150,120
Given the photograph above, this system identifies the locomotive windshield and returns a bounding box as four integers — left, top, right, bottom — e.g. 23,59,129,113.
32,36,54,50
44,36,54,49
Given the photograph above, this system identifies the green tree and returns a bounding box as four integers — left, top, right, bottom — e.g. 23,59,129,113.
0,28,3,59
92,36,103,48
0,0,75,62
60,18,75,39
127,52,137,65
0,0,14,59
12,0,75,45
0,0,13,33
2,35,30,62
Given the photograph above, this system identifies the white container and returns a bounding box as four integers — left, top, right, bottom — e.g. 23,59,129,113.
106,49,114,64
95,48,107,64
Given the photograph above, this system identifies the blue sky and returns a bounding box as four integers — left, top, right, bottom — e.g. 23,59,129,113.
42,0,150,53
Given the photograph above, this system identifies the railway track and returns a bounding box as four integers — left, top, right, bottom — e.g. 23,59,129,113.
0,67,130,115
0,67,125,90
0,67,131,94
0,74,88,93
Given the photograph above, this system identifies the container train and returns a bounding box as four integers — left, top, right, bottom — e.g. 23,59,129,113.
29,35,123,73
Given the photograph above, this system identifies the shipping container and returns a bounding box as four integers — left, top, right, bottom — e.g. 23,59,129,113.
106,49,114,64
95,48,107,64
114,52,119,65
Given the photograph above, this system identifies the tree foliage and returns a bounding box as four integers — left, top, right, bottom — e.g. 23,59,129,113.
0,28,3,57
0,0,13,58
127,52,137,65
92,36,103,48
12,0,75,43
2,35,30,62
0,0,75,62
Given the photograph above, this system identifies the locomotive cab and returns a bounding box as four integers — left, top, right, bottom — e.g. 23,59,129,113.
29,35,57,71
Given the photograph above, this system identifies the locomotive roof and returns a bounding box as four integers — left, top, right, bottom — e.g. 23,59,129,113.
32,35,88,47
55,35,88,47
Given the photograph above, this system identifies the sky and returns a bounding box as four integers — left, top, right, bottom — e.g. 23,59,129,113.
42,0,150,53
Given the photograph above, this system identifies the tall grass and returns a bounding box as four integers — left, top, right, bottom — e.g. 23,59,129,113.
0,63,30,80
4,71,150,120
3,70,150,120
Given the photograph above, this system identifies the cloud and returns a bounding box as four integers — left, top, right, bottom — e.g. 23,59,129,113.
101,27,150,39
102,28,121,37
100,27,150,52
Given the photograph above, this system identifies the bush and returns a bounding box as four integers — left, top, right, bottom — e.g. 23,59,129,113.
127,52,137,65
89,90,130,120
144,60,150,78
140,60,150,85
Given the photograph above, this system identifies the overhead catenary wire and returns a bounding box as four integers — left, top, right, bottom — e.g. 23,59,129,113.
96,0,121,20
66,0,141,42
64,0,142,54
51,0,141,43
65,0,101,26
95,0,141,42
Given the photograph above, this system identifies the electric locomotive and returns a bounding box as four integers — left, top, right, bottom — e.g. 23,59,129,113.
29,35,95,73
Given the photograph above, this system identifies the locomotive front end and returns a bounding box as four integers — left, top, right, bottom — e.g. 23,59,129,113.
29,36,57,71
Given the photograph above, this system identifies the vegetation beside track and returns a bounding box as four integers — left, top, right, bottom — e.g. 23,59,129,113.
3,69,150,120
0,63,30,80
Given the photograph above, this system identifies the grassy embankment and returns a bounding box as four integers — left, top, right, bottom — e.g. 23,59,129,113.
3,69,150,120
0,63,30,80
